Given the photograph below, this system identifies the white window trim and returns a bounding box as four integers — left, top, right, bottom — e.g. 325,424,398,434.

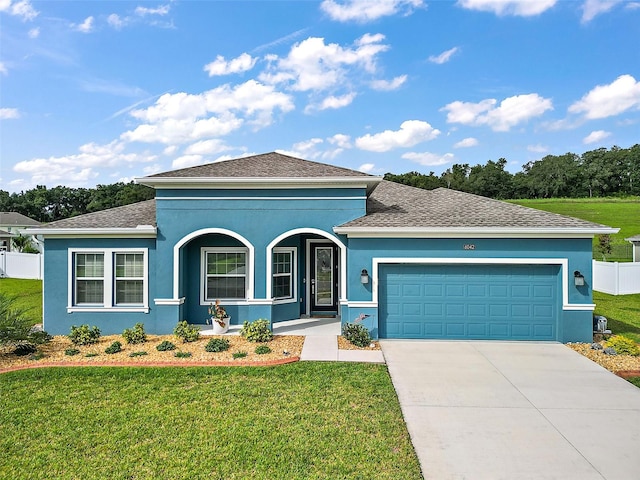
272,247,297,304
200,247,249,305
67,248,149,313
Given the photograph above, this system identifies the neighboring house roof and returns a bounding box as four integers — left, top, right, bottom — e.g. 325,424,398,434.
24,200,156,238
0,212,41,226
626,235,640,243
0,229,13,236
334,181,617,237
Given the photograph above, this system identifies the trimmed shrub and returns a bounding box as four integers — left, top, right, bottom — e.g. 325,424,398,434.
65,348,80,356
13,342,37,356
28,330,52,345
605,335,640,356
233,351,248,359
255,344,271,355
205,338,230,352
129,351,148,357
173,321,200,343
156,340,176,351
85,353,99,358
29,352,46,361
105,341,122,354
122,323,147,344
240,319,273,343
69,324,101,346
342,322,372,348
174,351,192,358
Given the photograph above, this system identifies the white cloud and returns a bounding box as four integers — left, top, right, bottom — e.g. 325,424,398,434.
171,155,204,169
327,133,352,148
359,163,376,173
568,75,640,119
527,144,548,153
318,92,356,110
627,2,640,9
583,130,612,144
122,80,294,144
581,0,623,22
13,140,156,186
204,53,257,77
135,4,170,16
0,62,7,75
75,16,94,33
163,145,178,156
320,0,424,23
453,137,478,148
28,27,39,38
0,108,20,119
107,13,126,29
183,139,231,156
0,0,39,21
259,34,389,92
370,75,407,91
402,151,454,166
457,0,556,16
442,93,553,131
428,47,459,64
355,120,440,152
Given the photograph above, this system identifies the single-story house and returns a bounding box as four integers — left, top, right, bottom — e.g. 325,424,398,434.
0,212,42,252
625,235,640,262
0,229,13,251
26,153,618,342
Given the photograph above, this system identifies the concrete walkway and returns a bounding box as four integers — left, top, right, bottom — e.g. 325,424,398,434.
381,340,640,480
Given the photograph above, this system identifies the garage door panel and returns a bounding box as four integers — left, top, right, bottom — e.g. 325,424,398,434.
379,264,559,340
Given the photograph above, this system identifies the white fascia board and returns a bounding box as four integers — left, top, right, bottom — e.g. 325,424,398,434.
136,176,382,192
332,226,619,238
23,226,157,238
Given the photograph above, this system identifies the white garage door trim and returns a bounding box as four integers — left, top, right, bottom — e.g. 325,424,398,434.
347,258,595,312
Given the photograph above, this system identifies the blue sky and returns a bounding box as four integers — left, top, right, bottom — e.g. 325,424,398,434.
1,0,639,192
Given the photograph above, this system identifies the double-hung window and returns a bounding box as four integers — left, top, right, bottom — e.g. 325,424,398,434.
202,248,248,301
69,249,148,312
272,247,296,302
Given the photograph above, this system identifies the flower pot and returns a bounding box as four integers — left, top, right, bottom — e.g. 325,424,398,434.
212,316,230,334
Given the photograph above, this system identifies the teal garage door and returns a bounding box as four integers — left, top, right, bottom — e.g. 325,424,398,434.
379,264,560,340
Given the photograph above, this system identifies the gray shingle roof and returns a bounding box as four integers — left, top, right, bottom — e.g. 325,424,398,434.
339,181,611,229
0,212,40,226
38,200,156,229
146,152,375,179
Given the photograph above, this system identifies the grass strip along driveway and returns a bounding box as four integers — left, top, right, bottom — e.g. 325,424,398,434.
0,363,422,480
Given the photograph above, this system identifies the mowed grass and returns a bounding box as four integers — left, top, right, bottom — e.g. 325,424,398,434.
0,364,422,480
0,278,42,324
593,291,640,344
510,198,640,260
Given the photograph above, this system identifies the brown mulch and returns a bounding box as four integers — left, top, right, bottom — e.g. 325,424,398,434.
0,334,304,373
337,336,380,350
566,339,640,375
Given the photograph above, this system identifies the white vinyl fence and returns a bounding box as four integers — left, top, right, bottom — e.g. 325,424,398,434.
593,260,640,295
0,251,43,280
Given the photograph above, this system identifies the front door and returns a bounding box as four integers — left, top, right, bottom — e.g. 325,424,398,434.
309,243,338,314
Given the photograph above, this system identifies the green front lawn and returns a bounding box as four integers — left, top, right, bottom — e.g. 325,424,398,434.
594,291,640,344
0,278,42,325
0,364,422,480
628,377,640,388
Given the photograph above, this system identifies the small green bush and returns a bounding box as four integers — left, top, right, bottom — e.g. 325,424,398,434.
173,321,200,343
122,323,147,344
205,338,230,352
105,341,122,354
605,335,640,356
69,324,101,346
29,352,46,361
64,348,80,356
233,351,248,359
85,353,99,358
28,330,52,345
13,342,37,356
174,351,192,358
129,351,148,357
156,340,176,351
255,344,271,355
342,322,372,348
240,319,273,342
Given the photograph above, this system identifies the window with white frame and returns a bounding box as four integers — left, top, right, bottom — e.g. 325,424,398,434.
272,247,296,301
202,248,248,301
70,249,148,310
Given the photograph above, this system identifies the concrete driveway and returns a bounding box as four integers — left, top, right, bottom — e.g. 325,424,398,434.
381,340,640,480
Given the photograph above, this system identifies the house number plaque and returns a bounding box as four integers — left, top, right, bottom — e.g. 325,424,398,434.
463,244,476,250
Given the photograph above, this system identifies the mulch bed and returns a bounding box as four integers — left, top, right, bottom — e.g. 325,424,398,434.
567,340,640,374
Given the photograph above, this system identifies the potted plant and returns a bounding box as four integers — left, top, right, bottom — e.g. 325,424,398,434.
207,300,230,334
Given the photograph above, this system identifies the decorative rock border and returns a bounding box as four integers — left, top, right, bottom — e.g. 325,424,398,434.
0,356,300,374
615,370,640,379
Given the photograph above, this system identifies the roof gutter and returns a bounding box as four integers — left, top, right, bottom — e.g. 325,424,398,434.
23,225,157,239
333,226,620,238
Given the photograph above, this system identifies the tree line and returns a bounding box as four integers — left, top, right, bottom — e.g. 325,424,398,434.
384,145,640,199
0,182,155,223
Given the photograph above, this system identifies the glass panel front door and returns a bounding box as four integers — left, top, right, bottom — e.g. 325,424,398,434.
310,243,338,313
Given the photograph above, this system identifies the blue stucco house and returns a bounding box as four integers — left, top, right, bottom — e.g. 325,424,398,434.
27,152,617,342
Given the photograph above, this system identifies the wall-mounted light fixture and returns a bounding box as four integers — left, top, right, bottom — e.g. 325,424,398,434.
574,270,585,287
360,268,369,284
